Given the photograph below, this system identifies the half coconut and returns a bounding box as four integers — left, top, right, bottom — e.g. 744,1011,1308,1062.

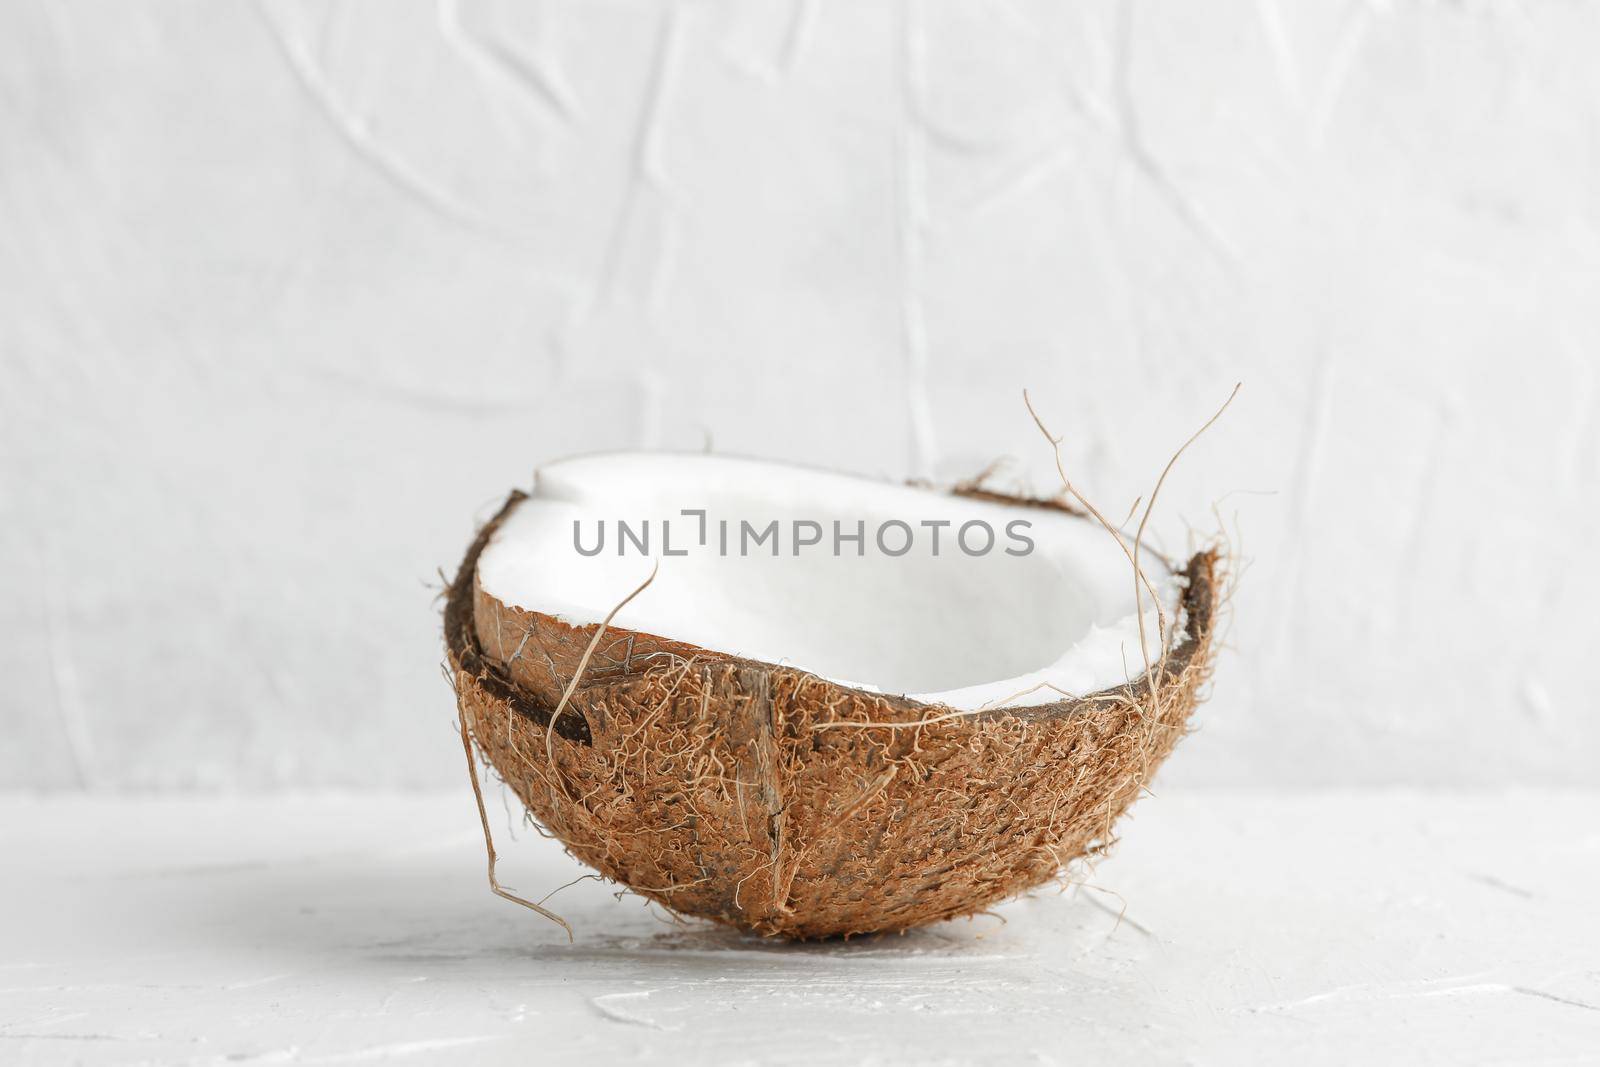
445,452,1218,938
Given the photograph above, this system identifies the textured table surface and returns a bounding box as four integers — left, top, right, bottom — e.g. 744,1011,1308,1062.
2,790,1596,1065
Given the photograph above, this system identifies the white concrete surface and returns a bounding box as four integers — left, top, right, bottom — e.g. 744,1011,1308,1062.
4,0,1599,792
1,790,1596,1064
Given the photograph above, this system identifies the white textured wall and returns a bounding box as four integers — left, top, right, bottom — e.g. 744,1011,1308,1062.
2,0,1596,790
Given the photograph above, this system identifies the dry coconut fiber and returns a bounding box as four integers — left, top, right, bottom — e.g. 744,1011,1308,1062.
442,395,1232,939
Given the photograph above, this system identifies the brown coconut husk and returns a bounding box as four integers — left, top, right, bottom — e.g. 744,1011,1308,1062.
444,488,1220,940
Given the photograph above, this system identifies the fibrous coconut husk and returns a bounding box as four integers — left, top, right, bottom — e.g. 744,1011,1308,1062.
444,489,1219,940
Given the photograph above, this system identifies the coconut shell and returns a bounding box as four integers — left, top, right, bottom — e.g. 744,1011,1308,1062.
445,490,1219,939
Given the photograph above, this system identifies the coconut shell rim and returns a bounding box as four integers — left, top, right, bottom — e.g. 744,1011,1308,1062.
445,487,1218,748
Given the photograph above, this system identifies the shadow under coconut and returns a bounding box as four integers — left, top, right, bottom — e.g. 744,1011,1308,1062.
528,917,1024,964
175,833,1030,985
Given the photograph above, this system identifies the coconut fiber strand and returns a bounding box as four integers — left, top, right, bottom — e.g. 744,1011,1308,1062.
445,491,1219,939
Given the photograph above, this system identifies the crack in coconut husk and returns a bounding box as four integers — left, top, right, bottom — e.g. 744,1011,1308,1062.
444,487,1220,940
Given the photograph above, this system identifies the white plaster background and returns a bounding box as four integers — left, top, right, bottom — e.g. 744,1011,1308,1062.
2,0,1595,790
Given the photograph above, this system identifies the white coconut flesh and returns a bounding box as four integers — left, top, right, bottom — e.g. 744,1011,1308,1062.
476,453,1186,712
